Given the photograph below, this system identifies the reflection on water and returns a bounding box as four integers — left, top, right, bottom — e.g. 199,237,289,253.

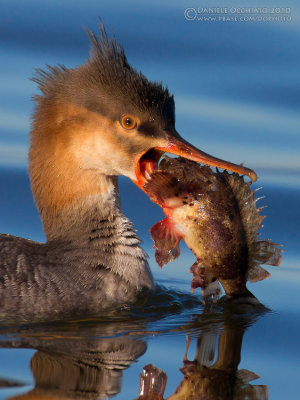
2,323,147,399
138,305,268,400
0,302,267,400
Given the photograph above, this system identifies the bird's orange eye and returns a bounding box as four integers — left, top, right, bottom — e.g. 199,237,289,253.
120,115,137,130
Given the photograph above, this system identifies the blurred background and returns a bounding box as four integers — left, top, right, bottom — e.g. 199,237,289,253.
0,2,300,399
1,0,299,171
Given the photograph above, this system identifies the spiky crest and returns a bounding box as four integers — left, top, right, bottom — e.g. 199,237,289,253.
31,20,174,120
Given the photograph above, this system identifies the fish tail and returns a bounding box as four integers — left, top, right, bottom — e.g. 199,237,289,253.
248,265,271,282
247,240,283,281
255,239,283,266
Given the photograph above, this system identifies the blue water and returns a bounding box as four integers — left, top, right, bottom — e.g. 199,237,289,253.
0,0,300,399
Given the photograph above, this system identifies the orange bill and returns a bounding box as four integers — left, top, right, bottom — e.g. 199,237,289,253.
133,131,257,189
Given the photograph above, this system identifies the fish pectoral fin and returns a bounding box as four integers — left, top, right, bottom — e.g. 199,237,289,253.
155,244,180,268
150,217,181,250
150,217,181,267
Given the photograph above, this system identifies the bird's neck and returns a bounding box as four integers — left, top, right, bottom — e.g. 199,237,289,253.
30,168,130,245
30,170,153,289
45,175,124,242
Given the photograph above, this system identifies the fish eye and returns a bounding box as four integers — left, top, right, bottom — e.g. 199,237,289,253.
120,115,137,130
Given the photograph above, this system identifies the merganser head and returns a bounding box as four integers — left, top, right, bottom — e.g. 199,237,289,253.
29,23,256,233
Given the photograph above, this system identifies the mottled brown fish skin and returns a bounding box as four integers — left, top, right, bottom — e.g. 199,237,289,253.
144,157,282,301
167,171,250,296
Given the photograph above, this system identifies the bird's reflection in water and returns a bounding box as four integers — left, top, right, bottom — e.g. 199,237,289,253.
0,287,194,400
1,319,148,400
0,300,268,400
137,305,269,400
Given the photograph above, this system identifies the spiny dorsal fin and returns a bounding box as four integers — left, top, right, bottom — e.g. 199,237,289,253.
220,171,283,277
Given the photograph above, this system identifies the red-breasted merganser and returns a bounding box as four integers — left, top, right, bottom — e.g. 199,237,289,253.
0,24,257,321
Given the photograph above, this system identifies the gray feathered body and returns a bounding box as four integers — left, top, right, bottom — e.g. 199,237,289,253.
0,194,153,322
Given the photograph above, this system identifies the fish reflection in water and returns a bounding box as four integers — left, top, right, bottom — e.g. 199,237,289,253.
137,306,268,400
0,300,268,400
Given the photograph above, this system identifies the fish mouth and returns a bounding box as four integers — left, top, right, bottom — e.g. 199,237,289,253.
133,131,257,190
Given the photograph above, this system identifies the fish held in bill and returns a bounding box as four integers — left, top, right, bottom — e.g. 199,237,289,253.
143,157,283,304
